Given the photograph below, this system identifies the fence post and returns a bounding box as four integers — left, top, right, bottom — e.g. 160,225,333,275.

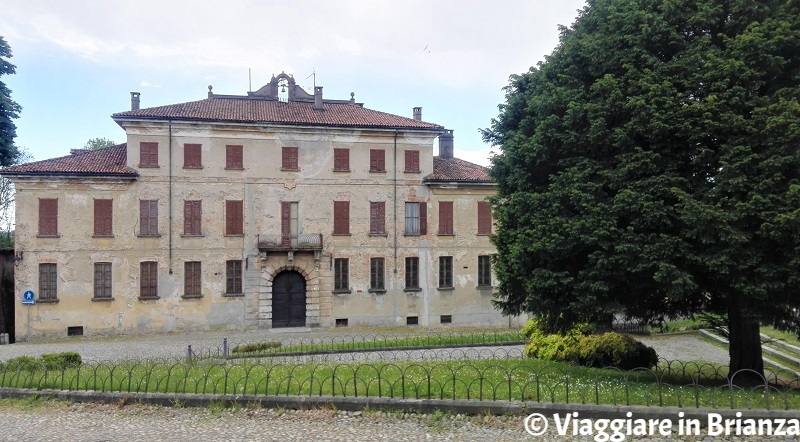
223,338,228,359
187,344,193,362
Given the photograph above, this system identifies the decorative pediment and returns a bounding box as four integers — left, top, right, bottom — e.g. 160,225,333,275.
248,72,315,102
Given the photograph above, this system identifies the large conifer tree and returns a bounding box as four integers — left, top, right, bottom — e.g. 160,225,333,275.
484,0,800,377
0,37,20,166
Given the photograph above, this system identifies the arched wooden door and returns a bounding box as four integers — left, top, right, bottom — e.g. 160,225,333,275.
272,270,306,328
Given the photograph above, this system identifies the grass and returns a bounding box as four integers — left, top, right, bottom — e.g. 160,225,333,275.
761,326,800,349
0,356,797,410
229,331,525,356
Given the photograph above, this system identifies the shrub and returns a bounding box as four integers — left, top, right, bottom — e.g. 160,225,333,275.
231,341,282,354
40,352,82,370
2,356,40,371
522,320,658,370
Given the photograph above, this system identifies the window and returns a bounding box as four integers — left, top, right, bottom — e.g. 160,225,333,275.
333,148,349,171
184,261,202,298
369,201,385,235
334,258,349,292
478,255,492,287
478,201,492,235
407,316,419,325
39,263,57,300
38,198,58,236
184,200,202,235
369,149,385,172
404,202,427,235
93,262,112,299
405,150,420,172
183,144,202,168
225,200,243,235
140,261,158,299
335,318,349,327
370,258,385,291
139,200,158,236
440,315,452,324
282,146,299,170
439,256,453,288
333,201,350,235
226,260,242,295
405,257,419,289
438,201,454,235
139,142,158,167
226,145,243,169
94,199,113,236
281,202,299,244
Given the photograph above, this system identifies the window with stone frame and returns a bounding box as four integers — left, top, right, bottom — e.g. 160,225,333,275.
226,260,242,295
139,200,159,236
93,262,112,299
478,255,492,287
404,202,427,235
139,142,158,167
405,257,419,289
333,148,350,171
225,200,243,235
369,149,385,172
333,201,350,235
184,261,202,298
478,201,492,235
184,200,202,235
282,146,299,170
140,261,158,299
334,258,349,292
438,201,454,235
438,256,453,288
39,263,58,300
183,144,202,168
404,150,420,172
226,145,243,169
93,199,113,236
370,257,385,291
369,201,386,235
38,198,58,237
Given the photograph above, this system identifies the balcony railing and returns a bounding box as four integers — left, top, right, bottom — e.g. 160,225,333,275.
257,233,323,252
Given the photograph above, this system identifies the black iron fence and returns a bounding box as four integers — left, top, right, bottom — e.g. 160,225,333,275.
1,353,798,410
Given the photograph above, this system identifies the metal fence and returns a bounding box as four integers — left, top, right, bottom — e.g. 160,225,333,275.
1,353,798,410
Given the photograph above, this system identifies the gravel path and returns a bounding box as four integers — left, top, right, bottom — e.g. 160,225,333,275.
637,334,730,365
0,400,782,442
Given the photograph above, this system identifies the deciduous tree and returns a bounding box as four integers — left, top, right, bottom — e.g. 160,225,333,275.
483,0,800,378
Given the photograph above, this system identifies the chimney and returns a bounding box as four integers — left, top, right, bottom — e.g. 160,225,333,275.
439,130,454,159
314,86,323,110
130,92,140,111
413,107,422,121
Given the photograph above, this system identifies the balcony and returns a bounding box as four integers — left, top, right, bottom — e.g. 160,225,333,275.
257,233,324,252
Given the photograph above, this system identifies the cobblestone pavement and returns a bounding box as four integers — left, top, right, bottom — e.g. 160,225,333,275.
0,400,785,442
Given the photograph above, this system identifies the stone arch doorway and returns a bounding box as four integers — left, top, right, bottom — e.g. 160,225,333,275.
271,270,306,328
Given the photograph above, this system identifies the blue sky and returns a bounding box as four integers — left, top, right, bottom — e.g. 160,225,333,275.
1,0,586,166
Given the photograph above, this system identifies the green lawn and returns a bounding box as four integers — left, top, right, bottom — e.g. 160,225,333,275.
1,357,797,410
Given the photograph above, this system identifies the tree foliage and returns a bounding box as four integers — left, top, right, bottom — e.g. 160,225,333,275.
484,0,800,375
83,137,116,150
0,37,21,166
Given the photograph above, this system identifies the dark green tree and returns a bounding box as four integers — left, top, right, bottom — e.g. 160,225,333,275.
483,0,800,378
0,37,21,166
83,137,116,150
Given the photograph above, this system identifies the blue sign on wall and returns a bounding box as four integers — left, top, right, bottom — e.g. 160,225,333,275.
22,290,35,305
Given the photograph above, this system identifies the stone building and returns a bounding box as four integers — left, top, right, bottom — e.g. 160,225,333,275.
2,73,523,341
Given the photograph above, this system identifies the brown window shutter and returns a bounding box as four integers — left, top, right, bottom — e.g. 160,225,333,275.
370,201,385,234
282,147,298,170
333,201,349,234
194,201,202,233
439,202,453,234
184,201,192,234
139,200,148,234
226,145,243,169
149,201,158,234
378,202,385,234
370,149,385,172
334,148,349,171
419,202,427,235
140,142,158,166
39,198,58,236
405,150,419,172
478,201,492,234
281,202,291,237
94,199,112,236
226,200,243,235
282,148,290,169
184,144,201,168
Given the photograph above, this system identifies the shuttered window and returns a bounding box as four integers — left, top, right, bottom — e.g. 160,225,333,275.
225,200,243,235
184,200,202,235
405,257,419,289
38,198,58,236
139,200,158,236
226,145,243,169
369,149,385,172
93,262,112,299
370,258,385,290
282,147,299,170
140,261,158,298
139,142,158,167
334,258,349,291
39,263,57,300
439,256,453,288
184,261,202,297
94,199,113,236
478,201,492,235
369,201,386,234
333,201,350,235
405,150,420,172
404,202,427,235
226,260,242,294
478,255,492,287
333,148,349,171
438,201,454,235
183,144,202,168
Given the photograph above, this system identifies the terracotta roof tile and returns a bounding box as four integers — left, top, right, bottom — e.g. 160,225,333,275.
114,98,444,130
0,144,137,177
425,157,493,182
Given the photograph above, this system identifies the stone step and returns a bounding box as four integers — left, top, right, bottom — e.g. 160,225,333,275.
698,329,800,378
